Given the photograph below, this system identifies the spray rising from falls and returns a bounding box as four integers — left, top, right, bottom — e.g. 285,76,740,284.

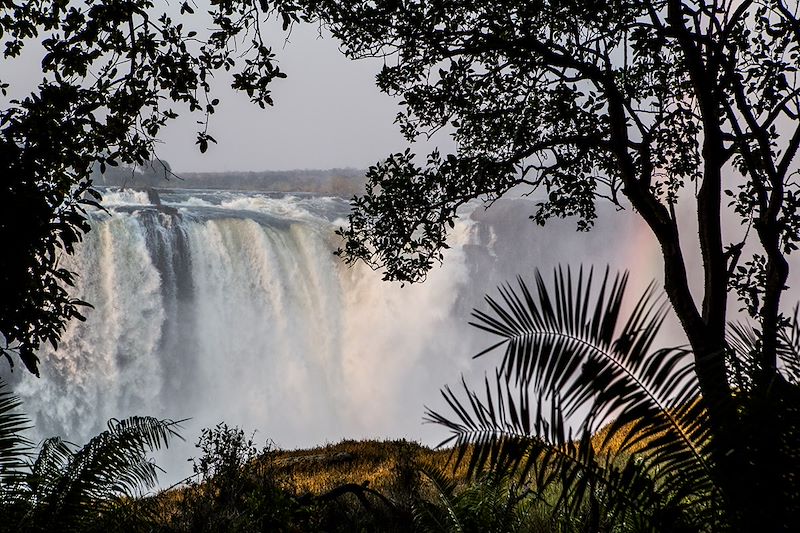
5,188,653,479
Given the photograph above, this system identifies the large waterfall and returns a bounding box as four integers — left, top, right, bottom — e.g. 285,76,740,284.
2,188,655,481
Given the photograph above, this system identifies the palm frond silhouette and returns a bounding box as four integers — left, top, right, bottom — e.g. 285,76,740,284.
20,416,182,530
0,379,32,495
0,379,181,532
426,267,720,530
413,465,540,533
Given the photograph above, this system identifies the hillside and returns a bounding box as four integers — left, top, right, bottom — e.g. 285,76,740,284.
94,162,368,196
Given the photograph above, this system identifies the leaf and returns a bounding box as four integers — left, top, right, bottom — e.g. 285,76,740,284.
0,380,33,483
19,348,40,377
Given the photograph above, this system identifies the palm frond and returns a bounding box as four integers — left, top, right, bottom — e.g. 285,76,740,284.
777,306,800,384
427,266,715,530
414,465,540,533
730,305,800,386
25,416,182,530
413,465,465,533
0,379,32,486
427,377,689,527
25,436,75,505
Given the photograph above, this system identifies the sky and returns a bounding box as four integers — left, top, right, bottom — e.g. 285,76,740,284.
157,20,451,173
1,7,450,173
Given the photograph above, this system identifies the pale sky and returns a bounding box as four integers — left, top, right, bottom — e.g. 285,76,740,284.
1,9,451,173
157,21,452,173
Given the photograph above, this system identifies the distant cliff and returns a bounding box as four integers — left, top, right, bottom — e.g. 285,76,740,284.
94,161,367,197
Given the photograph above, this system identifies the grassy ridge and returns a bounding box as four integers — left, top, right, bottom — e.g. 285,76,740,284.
66,418,677,533
266,439,464,495
260,421,661,495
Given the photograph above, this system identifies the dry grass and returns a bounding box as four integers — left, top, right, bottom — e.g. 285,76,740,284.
264,439,466,495
153,419,673,508
136,424,684,533
248,421,664,496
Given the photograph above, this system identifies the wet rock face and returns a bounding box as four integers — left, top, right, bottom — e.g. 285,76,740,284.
146,188,162,206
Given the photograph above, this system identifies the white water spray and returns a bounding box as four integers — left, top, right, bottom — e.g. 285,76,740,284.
4,189,652,482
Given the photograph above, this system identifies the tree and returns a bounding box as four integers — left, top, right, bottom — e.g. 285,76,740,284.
169,423,306,532
428,268,800,531
0,0,284,375
271,0,800,529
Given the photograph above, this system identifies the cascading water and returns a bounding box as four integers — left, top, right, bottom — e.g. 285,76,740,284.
2,187,656,482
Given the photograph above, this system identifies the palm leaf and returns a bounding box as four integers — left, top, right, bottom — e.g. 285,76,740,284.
26,436,74,502
414,465,539,533
427,266,716,530
25,416,182,530
730,304,800,386
0,379,32,491
413,465,465,533
776,306,800,384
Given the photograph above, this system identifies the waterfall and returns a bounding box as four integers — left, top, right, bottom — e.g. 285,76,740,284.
3,188,656,482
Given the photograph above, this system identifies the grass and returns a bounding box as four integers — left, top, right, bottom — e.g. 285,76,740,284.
265,439,465,495
96,423,686,532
